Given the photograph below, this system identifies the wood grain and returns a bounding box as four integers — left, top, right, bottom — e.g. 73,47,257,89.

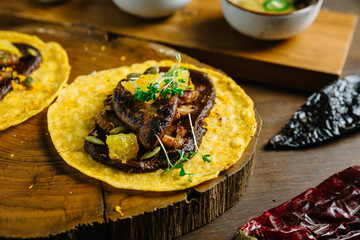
177,81,360,240
0,0,357,91
1,1,360,240
0,20,109,239
0,17,260,239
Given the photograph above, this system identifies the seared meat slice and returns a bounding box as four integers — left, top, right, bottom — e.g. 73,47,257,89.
0,74,19,101
13,43,42,76
0,43,42,101
85,68,216,173
0,44,41,76
0,82,12,101
177,104,197,117
162,134,185,149
94,110,125,133
113,81,179,149
85,126,165,172
0,50,19,67
103,94,114,111
179,90,199,104
0,71,12,85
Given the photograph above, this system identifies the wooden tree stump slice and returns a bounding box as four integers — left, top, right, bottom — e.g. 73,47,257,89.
0,16,261,240
105,111,260,240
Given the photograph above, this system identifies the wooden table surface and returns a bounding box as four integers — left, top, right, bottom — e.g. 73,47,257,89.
0,0,358,92
1,0,360,239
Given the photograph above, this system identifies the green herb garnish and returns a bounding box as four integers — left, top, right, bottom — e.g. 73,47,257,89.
85,135,105,145
263,0,290,12
155,134,172,170
162,149,221,183
141,146,161,160
164,150,194,182
24,76,35,88
134,82,160,102
161,80,184,99
188,113,211,163
155,113,215,182
133,54,193,103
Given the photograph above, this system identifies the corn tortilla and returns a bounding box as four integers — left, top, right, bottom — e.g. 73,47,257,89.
0,31,70,130
48,61,256,191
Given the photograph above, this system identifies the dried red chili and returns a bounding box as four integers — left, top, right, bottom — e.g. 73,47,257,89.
237,166,360,240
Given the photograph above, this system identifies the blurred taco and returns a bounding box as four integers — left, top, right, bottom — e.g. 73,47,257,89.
0,31,70,130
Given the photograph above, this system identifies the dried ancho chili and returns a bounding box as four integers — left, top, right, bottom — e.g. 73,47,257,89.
237,166,360,240
269,75,360,149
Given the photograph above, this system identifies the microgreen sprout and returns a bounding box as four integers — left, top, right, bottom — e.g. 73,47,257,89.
162,148,220,182
182,168,224,183
188,113,211,163
162,150,194,174
133,54,193,103
155,134,172,170
134,82,160,102
155,113,214,182
159,147,219,183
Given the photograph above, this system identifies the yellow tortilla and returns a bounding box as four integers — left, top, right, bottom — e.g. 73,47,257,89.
0,31,70,130
48,60,256,191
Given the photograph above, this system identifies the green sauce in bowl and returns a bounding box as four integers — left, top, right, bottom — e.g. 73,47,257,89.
229,0,308,13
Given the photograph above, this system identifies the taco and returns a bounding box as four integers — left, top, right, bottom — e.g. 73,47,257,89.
48,57,256,191
0,31,70,130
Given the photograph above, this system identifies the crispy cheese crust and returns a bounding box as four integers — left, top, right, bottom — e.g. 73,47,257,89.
0,31,70,130
48,61,256,191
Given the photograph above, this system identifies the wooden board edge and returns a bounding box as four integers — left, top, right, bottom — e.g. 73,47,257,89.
194,108,262,192
176,46,340,92
0,21,111,240
105,110,261,240
105,156,254,240
339,14,359,77
0,10,355,92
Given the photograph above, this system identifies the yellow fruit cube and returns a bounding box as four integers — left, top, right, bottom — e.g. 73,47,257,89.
122,73,162,94
106,133,139,161
174,68,192,90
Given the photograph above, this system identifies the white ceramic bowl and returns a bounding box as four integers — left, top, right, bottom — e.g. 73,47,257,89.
221,0,323,40
113,0,192,18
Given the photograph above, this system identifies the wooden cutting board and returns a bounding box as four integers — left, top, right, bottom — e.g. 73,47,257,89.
0,17,260,239
0,0,357,91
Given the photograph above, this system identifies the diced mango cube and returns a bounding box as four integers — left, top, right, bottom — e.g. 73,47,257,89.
106,133,139,161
